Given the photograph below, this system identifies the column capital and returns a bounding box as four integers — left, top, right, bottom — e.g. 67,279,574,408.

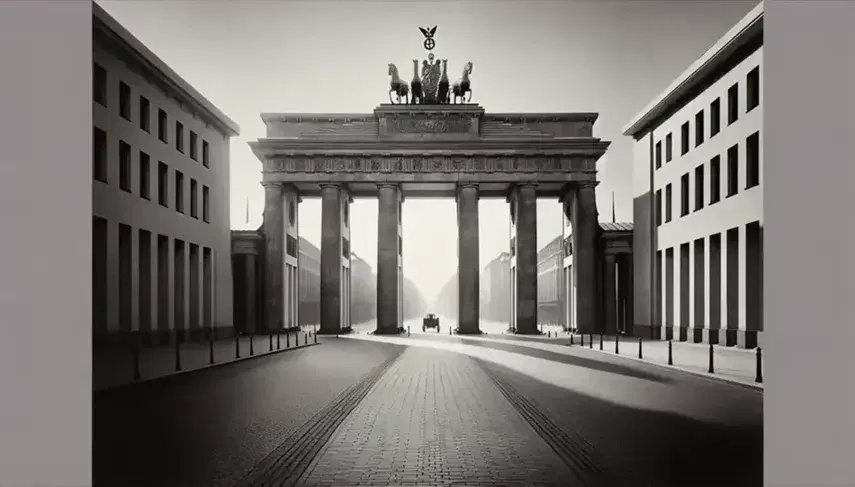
457,182,479,191
261,181,281,190
320,182,342,190
377,182,400,191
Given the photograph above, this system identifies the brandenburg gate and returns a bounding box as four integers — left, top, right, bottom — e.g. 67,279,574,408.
249,30,610,336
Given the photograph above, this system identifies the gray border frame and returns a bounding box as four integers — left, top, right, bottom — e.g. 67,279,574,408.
1,1,854,486
0,1,92,486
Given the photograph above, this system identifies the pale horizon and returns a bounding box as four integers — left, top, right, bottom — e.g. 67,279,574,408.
95,0,758,302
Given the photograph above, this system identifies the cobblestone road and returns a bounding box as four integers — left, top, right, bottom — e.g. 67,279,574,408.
299,347,576,486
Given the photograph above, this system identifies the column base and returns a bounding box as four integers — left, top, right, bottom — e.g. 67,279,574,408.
373,327,404,336
678,326,689,342
692,327,704,343
513,329,542,336
456,328,484,335
663,326,674,341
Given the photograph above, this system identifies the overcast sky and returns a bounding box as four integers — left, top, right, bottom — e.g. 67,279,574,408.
96,0,757,301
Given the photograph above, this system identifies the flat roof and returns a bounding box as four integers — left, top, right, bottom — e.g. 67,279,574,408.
621,2,763,138
93,2,240,137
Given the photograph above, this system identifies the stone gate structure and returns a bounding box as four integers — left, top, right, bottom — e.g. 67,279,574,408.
249,104,610,335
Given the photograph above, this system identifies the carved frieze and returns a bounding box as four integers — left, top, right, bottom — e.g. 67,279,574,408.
264,156,593,173
385,113,472,134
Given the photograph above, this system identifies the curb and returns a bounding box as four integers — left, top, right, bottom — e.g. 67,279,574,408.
95,341,321,393
566,344,764,392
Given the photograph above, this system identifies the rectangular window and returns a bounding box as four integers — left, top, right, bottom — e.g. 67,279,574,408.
202,185,210,222
681,122,690,155
694,164,704,211
680,173,690,217
655,189,662,226
158,109,168,143
665,133,673,162
93,63,107,106
695,110,704,147
746,131,760,189
710,98,721,137
727,144,739,197
175,170,185,213
175,121,184,153
190,179,199,218
665,183,672,223
727,83,739,125
119,82,131,121
139,96,150,132
710,155,721,204
119,140,131,193
189,131,198,160
655,141,662,169
139,151,151,200
93,127,107,183
746,66,760,112
202,140,210,168
158,162,168,207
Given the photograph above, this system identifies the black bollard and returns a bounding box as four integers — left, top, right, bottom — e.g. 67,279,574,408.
638,337,643,359
599,334,603,350
615,334,620,354
175,338,182,372
250,334,255,356
269,333,273,352
304,333,308,345
279,332,283,349
580,334,584,347
209,336,215,365
667,339,673,365
589,334,593,349
132,345,141,381
570,334,575,346
314,330,318,344
408,326,411,337
235,334,240,359
755,347,763,383
708,343,715,373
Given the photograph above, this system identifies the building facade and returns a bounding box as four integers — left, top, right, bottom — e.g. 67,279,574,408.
623,2,763,348
92,3,240,346
537,236,564,326
482,252,511,324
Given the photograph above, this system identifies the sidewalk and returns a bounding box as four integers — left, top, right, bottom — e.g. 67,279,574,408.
93,329,319,391
490,331,763,389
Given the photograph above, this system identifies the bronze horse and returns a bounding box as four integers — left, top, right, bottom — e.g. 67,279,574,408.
388,63,410,104
410,59,423,105
452,62,473,104
437,59,450,105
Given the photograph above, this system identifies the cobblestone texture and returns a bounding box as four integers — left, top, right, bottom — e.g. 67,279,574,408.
300,347,574,486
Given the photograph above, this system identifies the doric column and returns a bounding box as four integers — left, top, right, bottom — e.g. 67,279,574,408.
262,181,284,332
568,182,600,335
457,183,480,334
511,183,538,334
604,253,617,335
319,183,344,334
376,183,402,334
245,253,257,333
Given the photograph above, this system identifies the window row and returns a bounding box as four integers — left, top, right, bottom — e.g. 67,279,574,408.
656,131,760,226
655,65,760,169
93,62,211,168
93,127,211,223
92,216,215,334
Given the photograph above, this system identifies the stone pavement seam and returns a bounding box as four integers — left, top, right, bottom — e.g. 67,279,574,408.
475,358,642,487
235,347,406,487
96,342,321,393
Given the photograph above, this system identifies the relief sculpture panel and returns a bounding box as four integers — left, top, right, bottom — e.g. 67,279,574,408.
386,113,472,134
264,156,587,173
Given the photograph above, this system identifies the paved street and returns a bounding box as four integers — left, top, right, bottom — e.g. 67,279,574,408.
94,323,763,487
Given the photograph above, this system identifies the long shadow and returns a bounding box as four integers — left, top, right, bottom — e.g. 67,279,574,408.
412,334,675,384
93,339,407,487
479,358,763,487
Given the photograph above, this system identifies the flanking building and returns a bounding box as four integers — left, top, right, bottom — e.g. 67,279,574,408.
92,3,240,346
623,2,763,348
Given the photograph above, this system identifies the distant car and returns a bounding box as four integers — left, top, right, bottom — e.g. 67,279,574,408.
422,313,440,333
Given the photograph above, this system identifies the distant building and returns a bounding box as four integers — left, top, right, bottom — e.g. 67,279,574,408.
537,236,564,326
622,2,763,348
482,252,511,324
92,3,240,346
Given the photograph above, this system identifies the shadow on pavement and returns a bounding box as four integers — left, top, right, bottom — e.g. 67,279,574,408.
93,339,407,487
421,335,676,385
479,358,763,487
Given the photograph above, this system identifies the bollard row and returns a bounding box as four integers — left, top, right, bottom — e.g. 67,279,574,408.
565,333,764,384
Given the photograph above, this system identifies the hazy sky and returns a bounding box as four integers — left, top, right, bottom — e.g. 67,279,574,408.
96,0,757,301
